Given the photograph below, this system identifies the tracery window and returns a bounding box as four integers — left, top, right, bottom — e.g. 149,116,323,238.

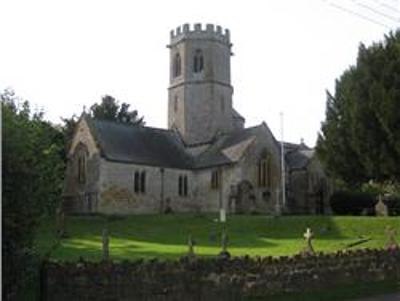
258,157,271,188
78,155,86,184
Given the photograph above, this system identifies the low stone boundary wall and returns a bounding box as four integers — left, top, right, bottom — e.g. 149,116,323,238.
42,248,400,301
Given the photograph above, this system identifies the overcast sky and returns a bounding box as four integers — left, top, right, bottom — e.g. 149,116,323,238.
1,0,399,146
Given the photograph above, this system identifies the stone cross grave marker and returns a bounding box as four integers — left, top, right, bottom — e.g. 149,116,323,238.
375,196,388,216
302,227,315,255
102,228,110,261
385,226,398,250
56,206,66,238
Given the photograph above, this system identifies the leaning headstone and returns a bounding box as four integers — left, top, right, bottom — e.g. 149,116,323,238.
187,234,195,258
164,198,173,214
208,229,217,243
375,196,388,216
218,228,231,259
302,227,315,256
102,228,110,261
385,226,398,250
56,206,66,238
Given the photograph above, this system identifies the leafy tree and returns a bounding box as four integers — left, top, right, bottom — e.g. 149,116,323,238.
2,89,65,299
317,30,400,189
89,95,144,125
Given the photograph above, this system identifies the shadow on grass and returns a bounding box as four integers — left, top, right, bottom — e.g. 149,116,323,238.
36,214,400,260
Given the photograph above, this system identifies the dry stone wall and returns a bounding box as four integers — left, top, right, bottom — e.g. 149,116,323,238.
43,248,400,301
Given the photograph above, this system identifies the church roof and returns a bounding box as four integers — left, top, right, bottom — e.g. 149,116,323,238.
283,142,314,170
193,125,264,168
86,117,193,169
232,108,245,121
84,116,315,171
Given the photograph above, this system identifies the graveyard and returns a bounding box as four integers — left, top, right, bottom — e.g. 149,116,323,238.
36,214,400,261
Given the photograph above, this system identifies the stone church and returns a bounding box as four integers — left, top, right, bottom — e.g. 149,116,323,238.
63,23,331,215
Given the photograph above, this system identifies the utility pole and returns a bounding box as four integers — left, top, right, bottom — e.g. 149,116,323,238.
280,112,286,212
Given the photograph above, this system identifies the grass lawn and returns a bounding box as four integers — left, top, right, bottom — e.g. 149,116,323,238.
35,214,400,261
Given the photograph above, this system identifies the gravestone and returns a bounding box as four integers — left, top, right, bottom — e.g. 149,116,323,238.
218,228,231,259
102,229,110,261
385,226,398,250
56,206,66,238
164,198,173,214
375,196,388,216
208,229,217,243
302,228,315,255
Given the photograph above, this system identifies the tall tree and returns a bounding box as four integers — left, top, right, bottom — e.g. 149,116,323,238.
317,30,400,188
2,89,65,299
90,95,144,125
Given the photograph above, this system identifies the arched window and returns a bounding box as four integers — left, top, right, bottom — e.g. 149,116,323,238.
193,49,204,73
173,53,181,77
211,170,221,190
133,170,146,194
174,96,178,113
258,156,271,188
140,171,146,193
178,174,188,196
134,171,140,193
78,155,86,184
178,175,183,196
183,176,188,196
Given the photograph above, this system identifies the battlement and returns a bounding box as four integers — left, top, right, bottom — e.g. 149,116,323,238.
170,23,231,46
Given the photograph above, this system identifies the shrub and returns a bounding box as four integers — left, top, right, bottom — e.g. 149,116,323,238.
330,190,377,215
384,196,400,216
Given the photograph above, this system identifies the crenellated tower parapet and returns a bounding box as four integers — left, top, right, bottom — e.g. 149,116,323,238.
169,23,231,47
167,23,234,146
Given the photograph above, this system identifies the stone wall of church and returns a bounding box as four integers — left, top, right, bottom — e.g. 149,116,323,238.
97,160,203,214
63,118,101,213
286,159,331,215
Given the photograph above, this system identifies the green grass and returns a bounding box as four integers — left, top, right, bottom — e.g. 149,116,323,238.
35,214,400,261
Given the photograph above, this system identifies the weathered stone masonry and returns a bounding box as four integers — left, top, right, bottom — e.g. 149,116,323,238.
43,248,400,301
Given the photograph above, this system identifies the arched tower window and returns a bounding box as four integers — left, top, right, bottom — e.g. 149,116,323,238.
174,96,178,113
173,53,181,77
193,49,204,73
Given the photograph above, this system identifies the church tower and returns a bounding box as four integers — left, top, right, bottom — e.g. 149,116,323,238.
168,23,234,146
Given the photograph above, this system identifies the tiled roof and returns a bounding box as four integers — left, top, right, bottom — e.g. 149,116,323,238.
84,116,314,171
86,117,193,169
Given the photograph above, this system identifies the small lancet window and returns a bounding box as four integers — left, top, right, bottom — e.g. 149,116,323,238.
140,171,146,193
173,53,181,77
174,96,178,113
211,170,221,190
178,175,188,196
134,171,140,193
193,49,204,73
78,155,86,184
134,170,146,194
